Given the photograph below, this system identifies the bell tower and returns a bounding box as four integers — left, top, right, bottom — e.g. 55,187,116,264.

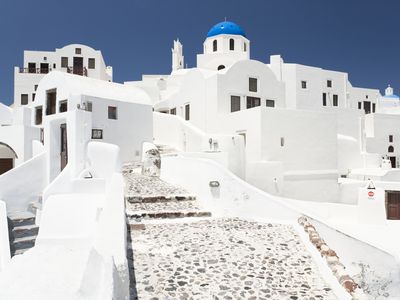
171,39,184,72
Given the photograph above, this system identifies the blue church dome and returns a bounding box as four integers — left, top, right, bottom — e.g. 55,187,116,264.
207,21,246,38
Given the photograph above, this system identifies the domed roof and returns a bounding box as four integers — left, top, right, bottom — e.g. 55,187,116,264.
207,21,246,38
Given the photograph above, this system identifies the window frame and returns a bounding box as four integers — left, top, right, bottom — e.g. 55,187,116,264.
185,103,190,120
88,58,96,69
246,96,261,109
21,94,28,105
229,38,235,51
231,95,241,112
333,94,338,106
327,80,332,88
108,106,118,120
249,77,258,92
266,99,275,107
301,80,307,89
213,40,217,52
61,57,68,68
322,93,327,106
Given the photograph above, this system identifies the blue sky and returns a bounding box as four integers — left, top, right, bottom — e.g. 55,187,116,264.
0,0,399,105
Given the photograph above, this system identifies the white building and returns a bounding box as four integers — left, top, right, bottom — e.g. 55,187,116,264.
14,44,113,108
126,21,400,213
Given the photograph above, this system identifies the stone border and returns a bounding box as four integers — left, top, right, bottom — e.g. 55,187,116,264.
298,216,367,300
126,195,197,203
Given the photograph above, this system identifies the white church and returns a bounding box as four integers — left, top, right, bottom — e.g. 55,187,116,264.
0,21,399,299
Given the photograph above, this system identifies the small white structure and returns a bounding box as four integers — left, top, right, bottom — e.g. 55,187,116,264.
14,44,113,108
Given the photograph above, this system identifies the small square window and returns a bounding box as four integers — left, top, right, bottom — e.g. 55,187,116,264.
43,57,47,61
246,96,260,109
266,99,275,107
59,100,68,113
75,48,81,54
21,94,28,105
327,80,332,88
366,95,369,99
170,108,176,115
92,129,103,139
249,77,257,92
88,58,95,69
61,57,68,68
301,81,307,89
108,106,117,119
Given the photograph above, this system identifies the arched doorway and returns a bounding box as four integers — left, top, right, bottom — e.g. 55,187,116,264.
0,142,18,175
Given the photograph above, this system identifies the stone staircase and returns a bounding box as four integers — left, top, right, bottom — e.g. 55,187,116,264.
8,211,39,256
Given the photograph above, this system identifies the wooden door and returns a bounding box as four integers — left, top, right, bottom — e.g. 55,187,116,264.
387,191,400,220
60,124,68,171
73,57,83,75
0,159,13,175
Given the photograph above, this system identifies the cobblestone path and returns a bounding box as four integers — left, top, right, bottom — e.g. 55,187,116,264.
130,218,337,300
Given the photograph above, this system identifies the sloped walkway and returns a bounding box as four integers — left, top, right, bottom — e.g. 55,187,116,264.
130,218,336,299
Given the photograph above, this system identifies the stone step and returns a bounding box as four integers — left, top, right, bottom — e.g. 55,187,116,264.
12,224,39,239
13,236,36,251
127,210,212,221
126,194,196,203
9,212,36,227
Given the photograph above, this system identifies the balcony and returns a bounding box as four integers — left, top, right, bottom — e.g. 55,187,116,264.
19,67,52,74
67,66,88,77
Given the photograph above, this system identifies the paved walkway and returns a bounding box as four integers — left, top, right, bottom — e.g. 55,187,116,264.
129,218,337,300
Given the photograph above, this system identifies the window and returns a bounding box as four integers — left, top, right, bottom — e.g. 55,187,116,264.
364,101,371,114
244,42,247,52
53,63,56,69
327,80,332,88
59,100,68,113
266,99,275,107
35,106,43,125
322,93,327,106
34,84,38,91
231,96,241,112
170,108,176,115
389,135,393,143
301,81,307,89
246,96,261,109
75,48,81,54
61,57,68,68
229,38,234,50
21,94,28,105
108,106,117,119
40,63,49,74
333,94,338,106
280,137,285,147
88,58,95,69
92,129,103,139
86,101,92,112
366,95,369,99
372,103,376,113
28,63,36,73
217,65,225,71
388,146,394,153
249,77,257,92
32,93,35,102
185,104,190,120
358,102,362,109
213,40,217,52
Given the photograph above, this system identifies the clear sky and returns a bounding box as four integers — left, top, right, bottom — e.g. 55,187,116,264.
0,0,399,105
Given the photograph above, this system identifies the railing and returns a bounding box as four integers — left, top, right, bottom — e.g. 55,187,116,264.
67,66,88,76
19,67,52,74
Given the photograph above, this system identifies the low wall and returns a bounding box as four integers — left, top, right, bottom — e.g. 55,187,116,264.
0,201,10,272
0,153,46,213
312,219,400,298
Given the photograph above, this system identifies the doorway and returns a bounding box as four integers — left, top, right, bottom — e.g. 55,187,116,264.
389,156,396,168
40,63,49,74
386,191,400,220
0,159,13,175
60,124,68,171
363,101,371,114
46,89,57,115
73,57,83,75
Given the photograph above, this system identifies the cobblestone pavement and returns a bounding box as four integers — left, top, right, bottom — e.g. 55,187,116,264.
127,200,201,213
130,218,337,300
123,171,191,200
